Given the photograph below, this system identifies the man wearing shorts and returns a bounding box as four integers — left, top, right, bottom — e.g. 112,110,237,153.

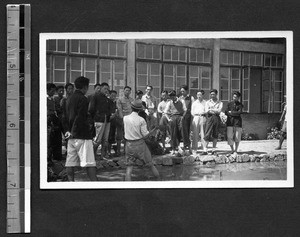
225,91,243,154
275,99,287,150
124,100,160,181
64,76,97,181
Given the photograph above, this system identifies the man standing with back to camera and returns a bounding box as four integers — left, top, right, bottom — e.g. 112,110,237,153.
64,76,98,181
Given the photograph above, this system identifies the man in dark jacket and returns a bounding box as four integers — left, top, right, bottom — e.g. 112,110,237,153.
225,91,243,154
64,76,97,181
88,82,112,159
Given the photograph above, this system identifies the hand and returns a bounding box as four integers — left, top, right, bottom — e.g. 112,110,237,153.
65,131,73,139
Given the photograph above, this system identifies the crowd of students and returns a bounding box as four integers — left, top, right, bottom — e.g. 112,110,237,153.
47,76,287,181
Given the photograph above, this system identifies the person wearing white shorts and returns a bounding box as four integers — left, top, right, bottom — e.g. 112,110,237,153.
63,76,98,181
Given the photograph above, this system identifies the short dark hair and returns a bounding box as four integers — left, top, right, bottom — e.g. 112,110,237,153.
47,83,56,91
161,90,168,94
65,83,74,91
100,82,109,87
132,107,141,113
210,89,218,94
124,86,131,91
109,90,117,95
168,90,177,97
74,76,89,89
180,85,188,91
146,85,153,90
56,85,64,91
136,90,143,95
233,91,241,97
94,83,101,89
199,90,205,95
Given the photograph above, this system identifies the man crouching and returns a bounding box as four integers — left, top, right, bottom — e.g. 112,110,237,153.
124,100,160,181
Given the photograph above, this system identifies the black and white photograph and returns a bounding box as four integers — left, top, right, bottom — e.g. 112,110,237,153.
40,32,293,189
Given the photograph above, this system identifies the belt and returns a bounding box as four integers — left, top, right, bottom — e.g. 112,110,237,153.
126,138,143,142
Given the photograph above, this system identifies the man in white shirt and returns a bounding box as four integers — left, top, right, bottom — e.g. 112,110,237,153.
203,89,223,155
142,85,157,129
191,90,207,154
123,100,160,181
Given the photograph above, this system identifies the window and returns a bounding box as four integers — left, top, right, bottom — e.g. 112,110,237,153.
53,56,66,83
70,40,98,55
100,40,126,57
264,54,283,68
84,58,97,84
137,44,161,60
220,51,241,65
163,46,187,62
47,40,67,53
69,57,97,84
163,64,187,92
189,65,211,99
189,48,211,64
136,62,162,99
99,59,126,96
243,53,263,66
70,57,83,83
47,55,51,82
220,67,241,108
242,68,250,112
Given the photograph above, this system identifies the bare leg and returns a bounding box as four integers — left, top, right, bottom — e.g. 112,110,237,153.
125,166,133,181
66,167,75,181
212,139,217,153
230,145,234,153
275,132,286,150
150,165,160,180
86,167,98,181
234,142,240,152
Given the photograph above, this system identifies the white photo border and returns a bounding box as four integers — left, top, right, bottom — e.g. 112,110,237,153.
40,31,294,189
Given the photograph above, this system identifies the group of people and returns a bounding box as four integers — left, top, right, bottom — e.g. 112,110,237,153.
47,75,287,181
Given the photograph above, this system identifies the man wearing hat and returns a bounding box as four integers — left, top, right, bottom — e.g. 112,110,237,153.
123,100,160,181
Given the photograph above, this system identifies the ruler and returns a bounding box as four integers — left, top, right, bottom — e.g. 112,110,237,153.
6,4,31,233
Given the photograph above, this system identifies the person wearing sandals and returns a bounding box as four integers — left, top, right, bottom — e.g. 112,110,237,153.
203,89,223,155
225,91,243,155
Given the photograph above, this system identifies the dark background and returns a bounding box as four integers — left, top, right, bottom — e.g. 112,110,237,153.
0,0,299,236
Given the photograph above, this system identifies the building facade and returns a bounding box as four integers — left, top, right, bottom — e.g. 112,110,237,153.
46,38,286,139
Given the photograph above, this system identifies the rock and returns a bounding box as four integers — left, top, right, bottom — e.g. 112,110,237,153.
249,155,256,162
162,157,173,166
117,159,127,168
96,161,104,169
107,160,116,167
99,160,109,168
136,159,144,166
274,154,284,161
183,156,195,165
200,155,215,164
172,157,183,164
241,154,250,162
228,155,236,163
154,157,163,165
206,161,216,167
215,155,226,164
236,155,243,163
225,156,231,163
260,157,267,162
269,153,276,160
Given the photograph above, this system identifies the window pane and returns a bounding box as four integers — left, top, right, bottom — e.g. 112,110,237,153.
80,40,88,54
244,90,249,100
109,42,117,56
271,55,277,67
234,52,240,65
243,53,249,66
150,63,160,75
48,40,56,51
137,44,145,58
85,58,95,71
228,52,234,65
232,80,240,90
265,55,271,66
244,102,249,112
231,69,240,79
275,82,282,91
114,74,125,86
277,56,283,67
220,79,229,89
114,60,124,73
202,67,211,78
274,92,282,101
137,75,147,87
70,71,81,82
164,76,174,87
71,57,82,70
177,65,186,77
204,50,211,63
197,49,204,63
88,40,97,54
190,49,196,62
153,45,161,59
54,56,65,69
164,46,171,60
220,90,228,101
249,53,255,66
243,68,249,78
172,47,178,61
85,72,96,83
150,76,160,87
179,48,186,62
177,77,186,88
117,42,125,57
100,60,111,72
256,54,262,66
164,64,173,75
274,102,281,112
243,79,249,90
273,70,282,82
54,71,66,82
137,62,147,74
146,45,153,59
189,66,198,77
100,41,109,56
220,67,229,79
202,79,210,89
221,51,228,64
190,77,198,89
101,72,111,81
57,40,66,52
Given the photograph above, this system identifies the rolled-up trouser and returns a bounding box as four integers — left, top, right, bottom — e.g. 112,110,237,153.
227,126,242,145
191,115,206,150
204,114,220,141
158,114,170,135
125,139,153,167
181,112,192,149
108,117,123,144
93,118,110,148
169,115,183,150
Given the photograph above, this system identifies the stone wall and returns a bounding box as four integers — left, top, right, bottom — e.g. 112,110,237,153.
241,113,281,139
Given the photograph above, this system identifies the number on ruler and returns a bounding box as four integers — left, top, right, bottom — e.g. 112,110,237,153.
9,123,16,128
9,64,16,69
